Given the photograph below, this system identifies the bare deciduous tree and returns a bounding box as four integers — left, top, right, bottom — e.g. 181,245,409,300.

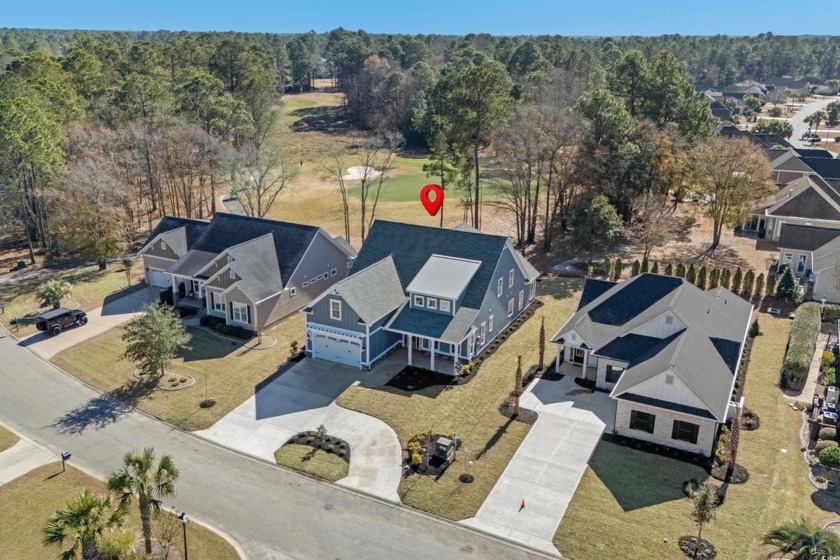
230,144,297,218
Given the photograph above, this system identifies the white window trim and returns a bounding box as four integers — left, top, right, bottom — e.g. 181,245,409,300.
480,322,486,344
488,315,494,332
331,268,337,277
302,280,309,287
229,269,236,280
440,299,451,313
290,288,297,297
330,299,342,321
529,282,535,301
508,269,514,288
507,298,514,317
213,295,225,313
427,297,437,310
160,241,166,250
414,295,424,307
518,290,524,310
232,302,248,323
497,278,503,297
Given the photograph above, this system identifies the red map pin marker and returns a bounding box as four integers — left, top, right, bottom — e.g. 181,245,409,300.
420,184,444,216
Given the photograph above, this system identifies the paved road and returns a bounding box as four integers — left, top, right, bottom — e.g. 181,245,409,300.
0,328,551,560
788,97,838,149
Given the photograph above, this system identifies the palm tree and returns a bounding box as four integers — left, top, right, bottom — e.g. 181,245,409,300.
812,110,827,142
513,355,523,416
43,489,127,560
108,448,179,554
37,279,73,310
764,517,840,559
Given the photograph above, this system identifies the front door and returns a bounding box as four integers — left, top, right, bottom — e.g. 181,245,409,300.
571,347,586,365
191,279,201,297
797,255,807,274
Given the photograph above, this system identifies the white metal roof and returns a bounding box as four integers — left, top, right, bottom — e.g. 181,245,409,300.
406,255,481,300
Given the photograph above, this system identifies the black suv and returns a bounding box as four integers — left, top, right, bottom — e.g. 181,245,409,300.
35,307,88,336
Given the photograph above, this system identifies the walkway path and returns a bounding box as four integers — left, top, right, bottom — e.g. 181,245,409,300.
196,356,404,502
19,287,156,360
0,325,547,560
784,332,829,404
0,432,55,485
461,376,614,556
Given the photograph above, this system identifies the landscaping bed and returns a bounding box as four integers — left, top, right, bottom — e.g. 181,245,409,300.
600,432,710,467
498,396,538,425
678,536,717,560
274,443,349,482
782,302,821,389
404,432,460,477
386,366,455,392
287,429,351,462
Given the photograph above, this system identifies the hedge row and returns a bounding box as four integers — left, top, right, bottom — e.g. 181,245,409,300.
199,314,254,339
784,302,821,388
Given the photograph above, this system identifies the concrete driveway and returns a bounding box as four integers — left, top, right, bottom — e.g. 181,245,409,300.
461,375,614,555
196,355,405,502
789,96,838,149
19,287,157,360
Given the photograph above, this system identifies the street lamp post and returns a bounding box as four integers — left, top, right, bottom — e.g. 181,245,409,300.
178,512,189,560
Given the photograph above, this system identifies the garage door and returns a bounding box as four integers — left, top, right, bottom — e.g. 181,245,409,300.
148,268,171,288
311,331,362,368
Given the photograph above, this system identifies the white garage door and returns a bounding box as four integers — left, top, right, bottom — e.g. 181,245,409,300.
311,331,362,368
148,268,171,288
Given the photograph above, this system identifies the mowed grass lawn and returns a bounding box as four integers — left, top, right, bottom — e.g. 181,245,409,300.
0,424,20,453
52,314,305,432
555,313,835,559
274,444,349,482
336,277,582,520
0,463,239,560
1,261,143,338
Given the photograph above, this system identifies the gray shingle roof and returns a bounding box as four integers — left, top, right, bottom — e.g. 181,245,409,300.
801,157,840,180
144,216,210,256
386,303,479,344
226,234,283,301
578,279,617,309
778,224,840,252
332,256,405,324
332,236,357,257
616,393,717,420
595,333,666,362
406,255,481,299
169,250,217,277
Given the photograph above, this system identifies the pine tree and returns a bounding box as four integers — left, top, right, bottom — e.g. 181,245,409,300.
686,264,697,284
749,319,760,337
664,263,673,275
732,268,743,294
631,259,641,277
676,263,686,278
641,258,649,273
720,268,731,290
777,268,797,301
513,355,523,416
613,258,623,280
651,261,659,274
538,316,545,371
742,269,755,299
754,273,765,301
709,268,720,289
697,266,708,289
603,257,612,280
766,273,778,296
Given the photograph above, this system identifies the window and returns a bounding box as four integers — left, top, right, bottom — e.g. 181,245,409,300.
497,278,503,297
329,299,342,321
347,260,353,269
629,410,656,434
229,270,236,280
160,241,166,250
665,373,675,385
529,281,535,301
671,420,699,444
213,295,225,313
331,268,337,277
317,274,324,281
227,255,233,264
488,315,494,332
290,288,296,297
518,290,524,310
665,315,674,325
427,298,438,310
571,347,586,365
508,269,514,288
414,295,424,307
507,298,514,317
232,302,248,324
480,322,486,344
440,300,451,313
302,280,309,287
605,365,624,383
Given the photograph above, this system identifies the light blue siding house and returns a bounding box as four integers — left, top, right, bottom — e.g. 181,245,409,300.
304,220,539,372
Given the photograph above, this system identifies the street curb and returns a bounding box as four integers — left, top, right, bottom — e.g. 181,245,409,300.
1,323,560,560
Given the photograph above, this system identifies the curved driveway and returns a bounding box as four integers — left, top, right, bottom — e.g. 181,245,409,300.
0,327,550,560
788,96,838,149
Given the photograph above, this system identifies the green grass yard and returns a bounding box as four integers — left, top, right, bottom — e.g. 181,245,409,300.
0,424,19,453
555,313,835,559
0,463,239,560
52,315,304,432
336,277,581,520
274,443,349,482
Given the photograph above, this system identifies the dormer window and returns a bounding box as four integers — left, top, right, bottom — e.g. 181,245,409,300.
665,374,675,385
440,300,451,313
229,269,235,280
414,295,424,308
427,298,437,310
160,241,166,250
227,255,233,264
665,315,674,325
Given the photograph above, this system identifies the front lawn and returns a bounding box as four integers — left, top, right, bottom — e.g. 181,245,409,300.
0,463,239,560
555,313,834,559
274,443,349,482
336,277,582,521
52,315,304,432
1,261,143,338
0,424,19,453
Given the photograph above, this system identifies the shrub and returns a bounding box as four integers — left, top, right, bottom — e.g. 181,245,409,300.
697,266,707,289
823,350,837,371
749,319,761,337
720,268,731,290
664,263,673,275
827,367,837,386
676,263,686,278
200,315,226,329
742,269,755,299
214,323,254,339
754,273,765,300
777,268,798,301
641,258,649,273
819,445,840,469
613,258,623,280
784,303,821,388
175,306,197,317
732,268,743,294
686,264,697,284
603,257,612,279
816,440,838,454
651,261,659,274
766,273,778,295
159,287,174,305
824,305,840,323
769,106,783,117
709,268,720,289
632,260,641,277
819,427,837,441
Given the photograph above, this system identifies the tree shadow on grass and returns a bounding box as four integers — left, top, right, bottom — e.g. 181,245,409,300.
473,416,515,461
51,379,156,435
289,106,353,135
811,490,840,513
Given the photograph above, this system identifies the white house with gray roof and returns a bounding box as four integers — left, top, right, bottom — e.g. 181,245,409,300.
303,220,539,371
552,273,753,456
139,213,357,332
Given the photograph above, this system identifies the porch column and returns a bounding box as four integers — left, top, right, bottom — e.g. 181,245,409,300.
407,335,413,366
555,346,561,371
170,275,178,303
430,339,435,371
581,349,588,379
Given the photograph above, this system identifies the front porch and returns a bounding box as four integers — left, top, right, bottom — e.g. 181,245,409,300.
177,295,206,310
399,333,472,376
391,348,457,376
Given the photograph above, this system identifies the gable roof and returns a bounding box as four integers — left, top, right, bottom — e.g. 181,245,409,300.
326,256,405,324
778,224,840,252
813,234,840,273
225,234,283,301
142,216,210,256
766,175,840,221
406,255,481,300
554,274,752,421
796,148,835,159
578,279,618,309
385,303,479,344
801,157,840,180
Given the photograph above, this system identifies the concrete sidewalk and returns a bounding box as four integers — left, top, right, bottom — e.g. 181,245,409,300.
461,376,614,555
0,438,55,485
20,287,156,360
